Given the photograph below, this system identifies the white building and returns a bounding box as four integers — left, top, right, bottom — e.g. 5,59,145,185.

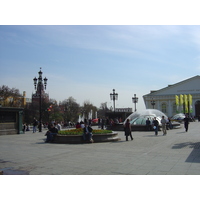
143,75,200,117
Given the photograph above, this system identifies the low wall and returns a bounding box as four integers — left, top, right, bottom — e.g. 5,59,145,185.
0,123,18,135
53,132,121,144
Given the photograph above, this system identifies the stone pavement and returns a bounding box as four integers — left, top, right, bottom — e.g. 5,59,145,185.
1,122,200,175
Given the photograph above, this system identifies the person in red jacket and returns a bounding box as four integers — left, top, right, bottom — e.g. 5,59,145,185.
76,122,81,129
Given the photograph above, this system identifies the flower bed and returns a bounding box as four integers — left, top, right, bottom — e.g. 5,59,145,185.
52,128,120,144
58,128,113,135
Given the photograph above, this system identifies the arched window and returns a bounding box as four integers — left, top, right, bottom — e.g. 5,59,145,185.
161,103,167,113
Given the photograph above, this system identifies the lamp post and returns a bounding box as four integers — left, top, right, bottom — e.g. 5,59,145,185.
110,89,118,112
33,68,48,132
151,98,155,109
132,94,138,112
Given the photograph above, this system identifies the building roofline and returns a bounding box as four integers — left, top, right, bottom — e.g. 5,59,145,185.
143,75,200,97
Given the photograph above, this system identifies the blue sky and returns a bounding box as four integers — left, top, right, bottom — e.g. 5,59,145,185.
1,25,200,110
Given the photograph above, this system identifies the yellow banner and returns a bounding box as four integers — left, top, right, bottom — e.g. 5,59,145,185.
184,94,188,113
188,94,193,113
175,95,179,113
180,94,183,105
188,94,192,105
175,95,179,105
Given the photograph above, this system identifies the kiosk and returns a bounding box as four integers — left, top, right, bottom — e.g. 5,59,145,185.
0,107,24,135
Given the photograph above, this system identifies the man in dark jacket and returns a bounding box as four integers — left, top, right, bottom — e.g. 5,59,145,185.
45,123,58,142
33,118,38,133
152,117,159,136
183,114,190,132
83,123,93,142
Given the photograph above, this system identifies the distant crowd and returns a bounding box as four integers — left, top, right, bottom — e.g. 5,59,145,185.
22,116,123,133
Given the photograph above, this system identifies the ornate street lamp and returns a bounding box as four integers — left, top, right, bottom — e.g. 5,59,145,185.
151,98,155,109
132,94,138,112
33,68,48,132
110,89,118,112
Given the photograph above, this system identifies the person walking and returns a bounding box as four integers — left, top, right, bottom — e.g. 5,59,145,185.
183,114,190,132
32,118,38,133
161,116,167,136
152,117,159,136
124,119,133,141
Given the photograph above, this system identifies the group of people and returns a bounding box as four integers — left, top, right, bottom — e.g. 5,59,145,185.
45,120,93,143
31,118,62,133
44,114,191,143
123,116,169,140
123,114,191,140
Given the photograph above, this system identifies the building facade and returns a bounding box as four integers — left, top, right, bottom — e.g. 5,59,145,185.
143,75,200,117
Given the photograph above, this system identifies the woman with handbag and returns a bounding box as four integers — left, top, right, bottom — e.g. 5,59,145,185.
124,119,133,141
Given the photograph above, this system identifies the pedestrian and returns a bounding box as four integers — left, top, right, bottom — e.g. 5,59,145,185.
101,118,105,129
183,114,190,132
56,122,61,131
84,118,88,125
98,118,101,128
106,117,110,129
76,122,81,129
26,123,30,131
161,116,167,136
23,123,26,133
146,118,151,131
167,117,173,129
32,118,38,133
80,121,85,128
152,117,159,136
88,119,92,126
124,119,133,141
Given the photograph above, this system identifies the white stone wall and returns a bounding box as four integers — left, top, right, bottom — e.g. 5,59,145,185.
144,94,200,117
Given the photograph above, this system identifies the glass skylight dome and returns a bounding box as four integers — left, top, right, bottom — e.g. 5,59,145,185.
171,113,185,120
125,109,168,125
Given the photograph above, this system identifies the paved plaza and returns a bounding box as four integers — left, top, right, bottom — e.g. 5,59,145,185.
1,122,200,175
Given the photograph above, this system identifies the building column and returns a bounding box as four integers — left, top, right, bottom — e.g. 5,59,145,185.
168,100,172,117
157,99,160,110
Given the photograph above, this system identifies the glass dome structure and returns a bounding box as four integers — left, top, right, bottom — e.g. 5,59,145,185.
171,113,185,120
125,109,168,126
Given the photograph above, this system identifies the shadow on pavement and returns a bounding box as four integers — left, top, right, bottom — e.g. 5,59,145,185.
172,142,200,149
172,142,200,163
176,131,186,134
143,135,164,137
2,168,29,175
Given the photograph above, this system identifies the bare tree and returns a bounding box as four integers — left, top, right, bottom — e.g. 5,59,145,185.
81,100,97,120
0,85,22,107
60,96,80,122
